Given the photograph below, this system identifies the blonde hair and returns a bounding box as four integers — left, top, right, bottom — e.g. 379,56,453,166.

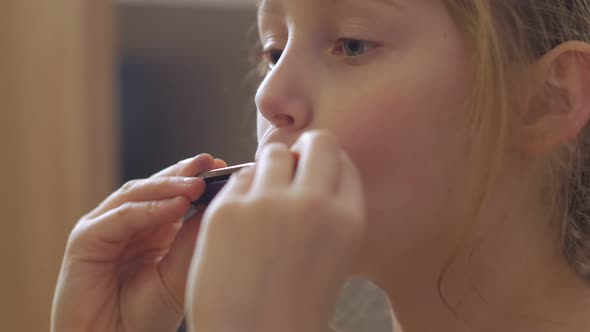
445,0,590,281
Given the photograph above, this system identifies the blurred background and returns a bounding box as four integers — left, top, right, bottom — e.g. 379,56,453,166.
118,0,259,181
2,1,257,330
1,1,391,331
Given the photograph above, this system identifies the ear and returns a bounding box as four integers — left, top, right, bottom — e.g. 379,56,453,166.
519,41,590,155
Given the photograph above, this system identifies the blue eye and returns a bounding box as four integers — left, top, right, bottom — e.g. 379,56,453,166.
333,38,379,57
261,38,378,70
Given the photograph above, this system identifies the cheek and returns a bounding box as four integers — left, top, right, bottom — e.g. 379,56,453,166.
336,89,469,201
331,67,474,250
322,20,479,252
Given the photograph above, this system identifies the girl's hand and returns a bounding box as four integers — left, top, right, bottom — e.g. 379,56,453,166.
186,131,367,332
51,154,227,332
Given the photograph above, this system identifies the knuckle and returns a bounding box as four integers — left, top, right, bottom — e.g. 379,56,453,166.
120,179,140,194
116,202,135,218
150,177,168,186
67,219,87,243
147,200,159,214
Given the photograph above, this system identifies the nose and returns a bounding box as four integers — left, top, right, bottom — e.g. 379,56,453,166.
255,45,314,131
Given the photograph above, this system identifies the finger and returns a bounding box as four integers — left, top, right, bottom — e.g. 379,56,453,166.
86,177,206,219
150,154,215,179
85,196,191,246
213,158,228,170
174,155,223,178
158,212,204,304
216,164,256,198
292,131,342,194
156,159,229,304
250,143,294,192
336,152,366,215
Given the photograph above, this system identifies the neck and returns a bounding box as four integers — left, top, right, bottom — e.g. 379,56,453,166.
364,185,590,332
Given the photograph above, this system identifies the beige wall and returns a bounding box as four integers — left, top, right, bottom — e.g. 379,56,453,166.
0,1,117,330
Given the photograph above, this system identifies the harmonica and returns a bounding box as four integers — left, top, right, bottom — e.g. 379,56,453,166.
183,162,256,220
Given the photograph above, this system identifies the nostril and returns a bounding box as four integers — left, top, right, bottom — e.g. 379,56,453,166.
271,114,295,127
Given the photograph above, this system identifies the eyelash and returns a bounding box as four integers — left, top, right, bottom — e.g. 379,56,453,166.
261,38,380,70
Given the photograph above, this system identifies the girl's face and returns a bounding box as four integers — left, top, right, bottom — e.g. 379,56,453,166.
255,0,476,274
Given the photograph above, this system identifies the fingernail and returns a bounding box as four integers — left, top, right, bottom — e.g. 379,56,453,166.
182,177,199,185
197,153,215,166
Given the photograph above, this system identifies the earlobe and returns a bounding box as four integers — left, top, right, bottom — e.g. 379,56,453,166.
519,41,590,155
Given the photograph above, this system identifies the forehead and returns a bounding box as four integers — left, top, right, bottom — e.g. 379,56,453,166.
257,0,403,12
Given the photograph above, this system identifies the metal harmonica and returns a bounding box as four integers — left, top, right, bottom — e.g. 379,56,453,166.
183,162,256,220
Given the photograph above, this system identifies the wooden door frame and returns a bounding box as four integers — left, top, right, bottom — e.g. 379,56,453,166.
0,1,117,330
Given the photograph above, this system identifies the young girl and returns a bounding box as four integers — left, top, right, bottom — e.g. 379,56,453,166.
51,1,590,331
